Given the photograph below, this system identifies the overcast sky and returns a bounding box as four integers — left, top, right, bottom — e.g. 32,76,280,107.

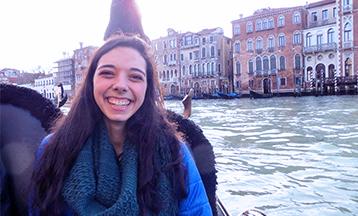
0,0,319,72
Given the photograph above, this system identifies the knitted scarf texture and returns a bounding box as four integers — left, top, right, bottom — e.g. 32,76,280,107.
62,123,178,215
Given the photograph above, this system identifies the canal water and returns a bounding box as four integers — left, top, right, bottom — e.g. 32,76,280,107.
165,96,358,216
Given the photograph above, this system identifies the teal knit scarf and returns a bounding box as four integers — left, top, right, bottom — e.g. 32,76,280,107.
62,123,178,216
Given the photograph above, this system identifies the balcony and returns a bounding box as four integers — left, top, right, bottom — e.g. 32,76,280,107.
309,20,336,28
343,5,352,14
267,47,275,52
317,43,337,52
256,48,263,54
304,46,316,54
343,41,353,49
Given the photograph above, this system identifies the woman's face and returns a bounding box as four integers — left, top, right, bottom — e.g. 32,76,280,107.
93,46,147,127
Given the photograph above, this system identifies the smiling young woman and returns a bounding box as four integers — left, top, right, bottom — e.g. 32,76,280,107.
30,35,212,216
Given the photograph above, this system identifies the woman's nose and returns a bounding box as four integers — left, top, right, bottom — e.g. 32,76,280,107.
112,75,128,93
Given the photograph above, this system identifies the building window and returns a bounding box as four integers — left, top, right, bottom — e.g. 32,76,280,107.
189,52,192,60
211,46,215,57
184,36,192,46
247,39,253,51
202,47,206,58
246,21,253,33
344,23,352,41
256,37,263,50
322,9,328,20
278,34,286,47
311,12,318,22
293,32,301,44
202,37,206,45
202,64,206,75
343,0,351,6
236,61,241,75
256,19,262,31
263,56,269,72
234,42,240,53
180,54,184,61
268,17,274,29
211,62,215,75
279,56,286,70
280,78,286,86
294,54,301,70
293,12,301,24
333,7,337,17
317,34,323,46
248,59,254,74
234,25,240,35
256,56,262,72
268,36,275,48
327,28,334,43
344,58,352,76
210,36,214,43
270,55,277,72
262,19,268,29
182,66,186,76
207,63,210,75
306,33,312,47
278,15,285,27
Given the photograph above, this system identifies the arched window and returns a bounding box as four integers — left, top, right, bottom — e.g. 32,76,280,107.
194,64,197,76
294,54,301,70
270,55,277,72
256,37,263,50
211,62,215,75
344,23,352,42
202,47,206,58
268,17,274,28
256,19,262,31
247,39,253,51
279,56,286,70
248,59,254,74
293,32,301,44
234,42,240,53
278,34,286,47
256,56,262,72
182,66,186,76
211,46,215,57
306,33,312,47
246,21,253,33
189,65,192,74
236,61,241,75
263,56,269,72
207,63,210,75
268,36,275,49
327,28,334,43
262,19,268,29
293,12,301,24
278,15,285,27
345,58,352,76
202,63,206,75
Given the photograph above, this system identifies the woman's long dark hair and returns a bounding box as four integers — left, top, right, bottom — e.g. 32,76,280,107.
31,35,187,215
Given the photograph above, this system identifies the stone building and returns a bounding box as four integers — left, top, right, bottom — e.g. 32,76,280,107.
33,74,55,100
54,57,74,98
232,6,306,96
73,43,97,93
152,27,233,97
303,0,338,94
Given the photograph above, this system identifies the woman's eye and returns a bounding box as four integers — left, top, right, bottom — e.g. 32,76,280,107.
131,74,144,81
99,70,114,76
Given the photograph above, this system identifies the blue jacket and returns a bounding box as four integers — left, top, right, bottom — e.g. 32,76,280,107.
30,135,212,216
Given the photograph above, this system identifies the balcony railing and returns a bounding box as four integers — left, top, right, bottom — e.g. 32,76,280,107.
303,43,337,53
343,5,352,13
309,20,336,28
256,48,263,54
267,47,275,52
343,41,353,49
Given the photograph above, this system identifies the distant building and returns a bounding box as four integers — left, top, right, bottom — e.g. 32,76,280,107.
152,27,233,97
33,74,55,100
73,43,97,93
0,68,20,84
232,6,306,96
54,57,74,98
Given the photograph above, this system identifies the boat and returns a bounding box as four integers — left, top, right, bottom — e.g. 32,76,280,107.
218,92,240,99
203,92,221,99
163,95,183,100
249,90,273,99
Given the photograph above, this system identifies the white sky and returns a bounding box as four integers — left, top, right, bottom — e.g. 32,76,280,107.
0,0,319,72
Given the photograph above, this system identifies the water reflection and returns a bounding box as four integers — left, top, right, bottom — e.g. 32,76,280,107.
165,96,358,216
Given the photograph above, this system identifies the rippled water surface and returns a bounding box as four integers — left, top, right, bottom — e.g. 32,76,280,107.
165,96,358,216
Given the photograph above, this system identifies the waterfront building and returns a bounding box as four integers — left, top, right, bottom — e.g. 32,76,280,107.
152,27,233,97
73,43,97,93
0,68,20,84
232,6,306,96
152,28,181,97
33,74,55,100
54,57,75,98
303,0,338,95
336,0,357,94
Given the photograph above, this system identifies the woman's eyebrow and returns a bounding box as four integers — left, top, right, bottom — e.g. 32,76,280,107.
97,64,115,70
130,67,146,75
